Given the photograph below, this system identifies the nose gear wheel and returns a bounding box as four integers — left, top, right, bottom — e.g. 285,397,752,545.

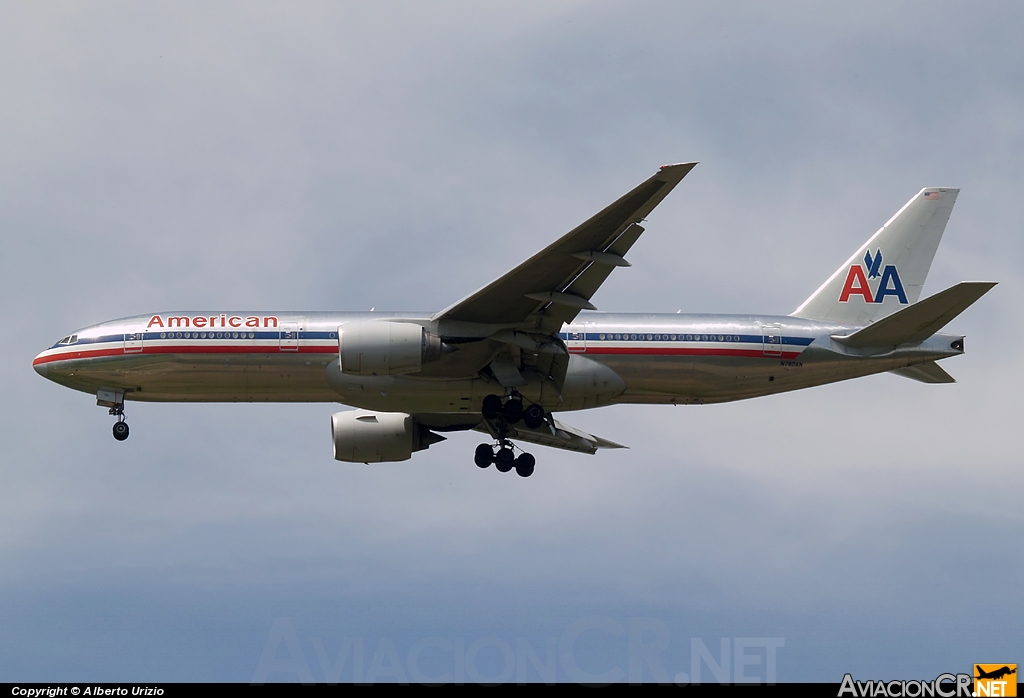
108,402,130,442
112,420,129,441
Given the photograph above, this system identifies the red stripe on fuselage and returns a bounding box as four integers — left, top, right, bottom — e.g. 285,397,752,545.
32,344,339,365
34,343,801,366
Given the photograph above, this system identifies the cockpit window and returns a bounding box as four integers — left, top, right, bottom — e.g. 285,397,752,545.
69,335,78,344
57,336,71,345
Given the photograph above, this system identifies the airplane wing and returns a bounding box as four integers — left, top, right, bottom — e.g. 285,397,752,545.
474,416,627,455
433,163,698,334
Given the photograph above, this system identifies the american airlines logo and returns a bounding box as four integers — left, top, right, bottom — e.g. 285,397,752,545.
146,314,280,329
838,249,908,304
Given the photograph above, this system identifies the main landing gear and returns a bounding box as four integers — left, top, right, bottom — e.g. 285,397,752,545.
481,393,546,429
475,392,546,477
475,441,536,478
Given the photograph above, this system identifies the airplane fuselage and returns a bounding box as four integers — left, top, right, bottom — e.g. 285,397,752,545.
30,165,990,470
33,310,964,417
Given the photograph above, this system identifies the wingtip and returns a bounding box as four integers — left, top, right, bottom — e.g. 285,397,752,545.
655,162,698,184
594,438,629,450
659,161,699,171
918,186,960,196
958,280,999,293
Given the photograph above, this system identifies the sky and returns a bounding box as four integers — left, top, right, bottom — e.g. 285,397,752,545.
1,0,1021,684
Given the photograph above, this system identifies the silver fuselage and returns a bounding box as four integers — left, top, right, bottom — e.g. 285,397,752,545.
33,310,964,417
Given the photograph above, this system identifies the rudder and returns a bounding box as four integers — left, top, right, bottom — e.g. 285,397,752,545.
792,188,959,324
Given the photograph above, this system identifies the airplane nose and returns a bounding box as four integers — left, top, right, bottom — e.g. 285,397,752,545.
33,355,47,378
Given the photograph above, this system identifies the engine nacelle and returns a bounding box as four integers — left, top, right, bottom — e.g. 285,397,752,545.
331,410,445,463
338,321,442,376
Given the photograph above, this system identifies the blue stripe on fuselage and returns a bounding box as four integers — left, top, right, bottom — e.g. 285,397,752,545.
558,332,814,346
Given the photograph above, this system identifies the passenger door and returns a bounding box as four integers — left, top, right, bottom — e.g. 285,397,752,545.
565,324,587,353
279,322,299,352
124,330,144,353
761,323,782,357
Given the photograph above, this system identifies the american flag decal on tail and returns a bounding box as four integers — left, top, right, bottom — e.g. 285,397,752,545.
924,191,939,200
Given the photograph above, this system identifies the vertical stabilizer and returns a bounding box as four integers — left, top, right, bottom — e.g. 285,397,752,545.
792,188,958,324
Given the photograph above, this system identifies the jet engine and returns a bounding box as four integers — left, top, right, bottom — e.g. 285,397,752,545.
338,321,443,376
331,410,445,463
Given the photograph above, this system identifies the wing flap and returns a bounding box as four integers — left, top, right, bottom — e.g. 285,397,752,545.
547,223,646,327
475,417,627,455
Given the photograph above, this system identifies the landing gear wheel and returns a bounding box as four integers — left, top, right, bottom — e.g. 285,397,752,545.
514,453,535,478
482,394,503,419
503,399,523,424
112,421,130,441
495,446,515,472
523,403,545,429
474,443,494,468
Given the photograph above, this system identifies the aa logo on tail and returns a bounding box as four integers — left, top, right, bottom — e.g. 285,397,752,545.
838,248,908,304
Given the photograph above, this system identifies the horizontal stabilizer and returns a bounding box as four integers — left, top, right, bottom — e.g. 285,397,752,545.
476,417,627,455
890,361,956,384
833,282,996,348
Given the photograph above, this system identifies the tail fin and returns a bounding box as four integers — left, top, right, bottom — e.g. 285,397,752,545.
792,188,959,324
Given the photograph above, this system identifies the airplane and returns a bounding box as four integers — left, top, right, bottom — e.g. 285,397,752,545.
975,666,1016,681
32,163,995,477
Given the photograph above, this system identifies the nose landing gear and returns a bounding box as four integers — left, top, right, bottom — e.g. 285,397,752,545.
98,389,130,442
112,416,129,441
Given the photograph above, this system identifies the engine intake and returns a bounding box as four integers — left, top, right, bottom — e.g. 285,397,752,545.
331,410,445,463
338,321,442,376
